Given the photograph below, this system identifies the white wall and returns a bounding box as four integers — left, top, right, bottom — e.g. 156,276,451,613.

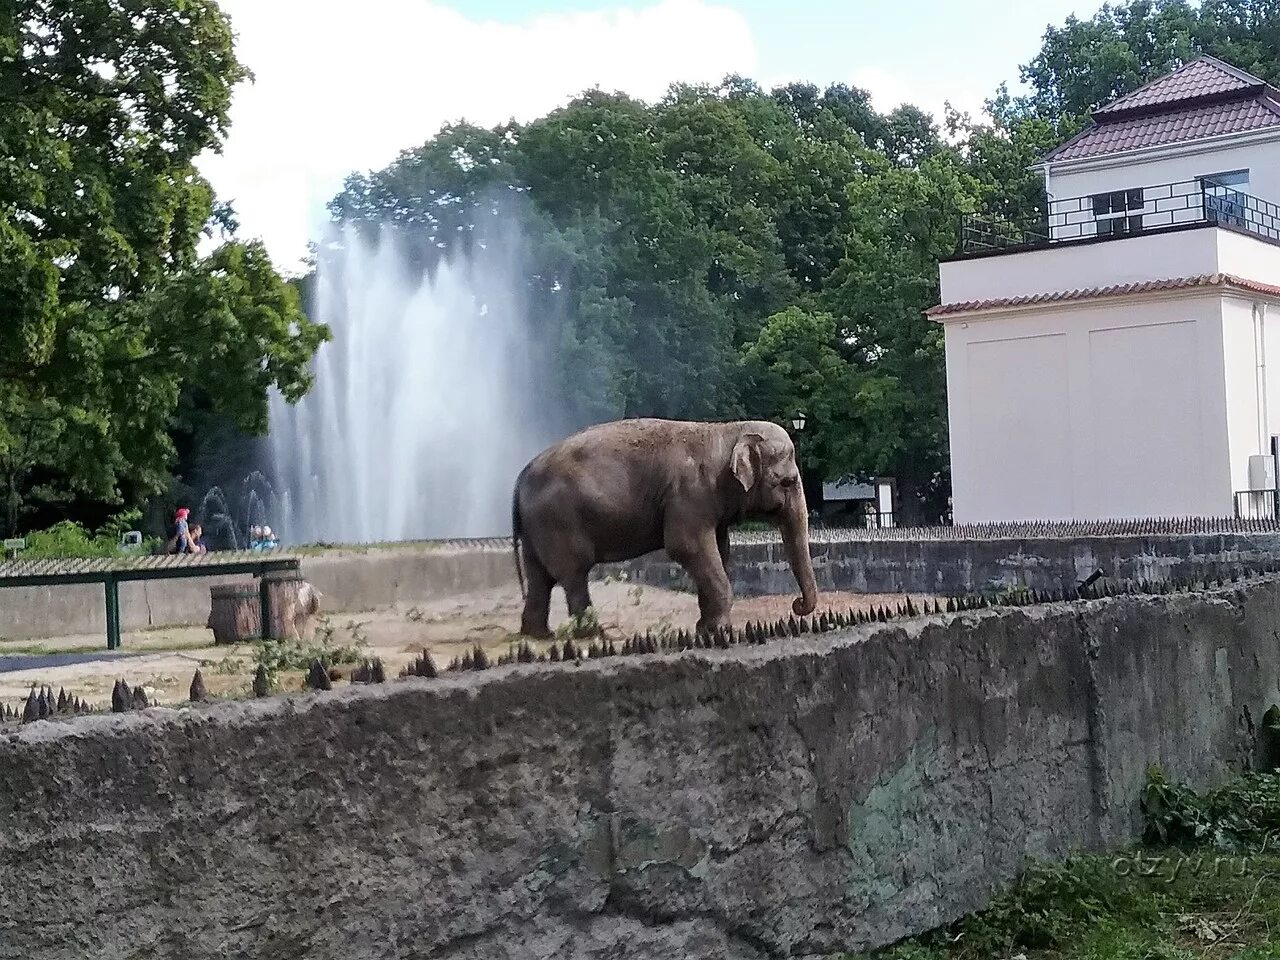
1047,135,1280,213
942,228,1280,308
940,228,1220,305
945,293,1231,522
1220,295,1280,497
1217,229,1280,283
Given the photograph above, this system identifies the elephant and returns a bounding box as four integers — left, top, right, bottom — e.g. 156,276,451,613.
511,417,819,638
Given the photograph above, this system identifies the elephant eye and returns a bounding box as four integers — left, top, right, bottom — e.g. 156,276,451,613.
779,476,797,488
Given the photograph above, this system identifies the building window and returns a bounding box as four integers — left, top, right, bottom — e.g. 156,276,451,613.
1201,169,1249,228
1092,188,1144,235
1098,216,1144,237
1201,169,1249,188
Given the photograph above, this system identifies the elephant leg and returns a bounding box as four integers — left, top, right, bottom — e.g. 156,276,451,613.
716,524,731,581
668,525,732,634
519,550,555,639
560,568,597,636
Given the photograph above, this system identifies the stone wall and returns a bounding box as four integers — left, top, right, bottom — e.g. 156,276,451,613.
0,545,516,640
2,579,1277,958
4,528,1280,640
615,529,1280,597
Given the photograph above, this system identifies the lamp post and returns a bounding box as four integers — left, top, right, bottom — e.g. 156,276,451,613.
790,412,807,433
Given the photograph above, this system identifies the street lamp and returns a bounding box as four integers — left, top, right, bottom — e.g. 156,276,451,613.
790,412,807,432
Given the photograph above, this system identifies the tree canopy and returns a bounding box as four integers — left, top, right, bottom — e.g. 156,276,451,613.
0,0,327,534
322,0,1280,522
14,0,1280,532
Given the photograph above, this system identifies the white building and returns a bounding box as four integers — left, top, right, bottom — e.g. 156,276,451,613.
934,56,1280,523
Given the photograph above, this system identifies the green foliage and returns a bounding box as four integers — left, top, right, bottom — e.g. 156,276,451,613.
857,769,1280,960
0,0,328,535
555,608,602,640
19,509,155,559
1143,765,1280,852
251,620,367,690
16,0,1280,532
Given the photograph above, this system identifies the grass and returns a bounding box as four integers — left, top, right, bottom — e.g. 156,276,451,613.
852,769,1280,960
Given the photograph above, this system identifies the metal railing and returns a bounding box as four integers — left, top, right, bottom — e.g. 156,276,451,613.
961,178,1280,255
1235,489,1279,521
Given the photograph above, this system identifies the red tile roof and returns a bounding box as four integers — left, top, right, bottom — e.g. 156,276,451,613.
927,273,1280,319
1045,96,1280,161
1042,56,1280,163
1095,56,1263,117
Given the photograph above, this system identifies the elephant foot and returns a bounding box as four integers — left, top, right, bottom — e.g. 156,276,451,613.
695,613,732,636
519,617,552,640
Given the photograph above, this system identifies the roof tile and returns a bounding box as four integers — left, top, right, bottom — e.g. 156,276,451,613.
1096,56,1263,116
927,273,1280,319
1044,95,1280,161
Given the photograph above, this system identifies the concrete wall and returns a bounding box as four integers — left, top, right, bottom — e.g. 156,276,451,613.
0,546,516,640
2,580,1278,959
938,226,1222,305
6,533,1280,640
1221,293,1280,497
940,291,1232,522
616,530,1280,596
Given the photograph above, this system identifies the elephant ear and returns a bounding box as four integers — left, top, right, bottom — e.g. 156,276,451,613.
731,433,764,491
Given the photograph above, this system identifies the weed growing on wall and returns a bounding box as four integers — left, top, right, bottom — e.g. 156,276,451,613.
855,767,1280,959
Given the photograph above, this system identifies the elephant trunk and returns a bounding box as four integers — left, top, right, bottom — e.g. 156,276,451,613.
780,489,819,617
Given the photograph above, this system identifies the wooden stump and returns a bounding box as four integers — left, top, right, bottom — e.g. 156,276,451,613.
207,584,261,644
263,572,320,641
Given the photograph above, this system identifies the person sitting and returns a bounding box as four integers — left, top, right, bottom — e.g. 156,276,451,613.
248,524,265,550
258,525,279,550
189,523,209,554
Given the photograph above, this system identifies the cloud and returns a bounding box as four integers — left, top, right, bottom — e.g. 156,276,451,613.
850,65,989,130
197,0,757,271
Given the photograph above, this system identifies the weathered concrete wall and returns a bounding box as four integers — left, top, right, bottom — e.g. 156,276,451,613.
4,530,1280,640
0,546,516,640
2,581,1277,958
615,530,1280,597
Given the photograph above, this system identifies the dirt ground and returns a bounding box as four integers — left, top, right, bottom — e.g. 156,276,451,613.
0,581,934,714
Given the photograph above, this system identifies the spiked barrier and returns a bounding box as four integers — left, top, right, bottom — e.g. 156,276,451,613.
257,516,1280,558
13,557,1280,722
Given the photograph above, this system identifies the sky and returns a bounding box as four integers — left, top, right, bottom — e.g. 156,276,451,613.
197,0,1105,271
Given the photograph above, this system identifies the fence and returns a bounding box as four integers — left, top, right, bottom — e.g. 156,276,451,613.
960,177,1280,255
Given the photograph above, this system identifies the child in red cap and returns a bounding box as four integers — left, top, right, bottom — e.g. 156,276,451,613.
174,507,193,553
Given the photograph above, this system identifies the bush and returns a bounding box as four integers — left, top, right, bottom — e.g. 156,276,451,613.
1143,765,1280,852
18,510,158,559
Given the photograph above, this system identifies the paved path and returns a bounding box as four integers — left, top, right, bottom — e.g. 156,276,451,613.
0,651,144,674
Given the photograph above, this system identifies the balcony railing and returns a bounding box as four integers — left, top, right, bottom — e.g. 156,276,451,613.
960,178,1280,255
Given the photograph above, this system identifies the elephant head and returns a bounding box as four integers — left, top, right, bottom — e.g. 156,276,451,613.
730,422,819,617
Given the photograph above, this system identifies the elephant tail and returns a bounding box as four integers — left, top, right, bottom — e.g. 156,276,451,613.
511,475,526,600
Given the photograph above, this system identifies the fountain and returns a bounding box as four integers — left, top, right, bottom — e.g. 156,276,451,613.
267,221,562,545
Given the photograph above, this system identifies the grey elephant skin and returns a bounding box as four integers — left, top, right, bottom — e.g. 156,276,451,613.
512,418,819,636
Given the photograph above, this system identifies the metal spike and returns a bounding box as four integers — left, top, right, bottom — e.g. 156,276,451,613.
306,659,332,691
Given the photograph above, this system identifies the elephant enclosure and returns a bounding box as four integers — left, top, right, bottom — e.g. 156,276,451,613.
0,580,934,714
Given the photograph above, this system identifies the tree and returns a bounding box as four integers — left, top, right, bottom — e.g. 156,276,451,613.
820,153,981,520
1016,0,1280,123
1019,0,1197,120
0,0,328,533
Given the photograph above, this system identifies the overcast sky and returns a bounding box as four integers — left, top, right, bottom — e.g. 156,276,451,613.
196,0,1105,272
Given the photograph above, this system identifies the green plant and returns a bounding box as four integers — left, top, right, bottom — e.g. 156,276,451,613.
555,608,601,640
19,509,158,560
1143,765,1280,852
250,627,367,689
